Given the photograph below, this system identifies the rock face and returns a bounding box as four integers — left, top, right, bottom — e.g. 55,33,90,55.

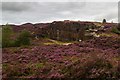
46,21,88,41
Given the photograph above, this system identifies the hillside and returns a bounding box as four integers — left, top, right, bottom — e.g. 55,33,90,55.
2,20,120,79
2,36,120,78
3,20,118,42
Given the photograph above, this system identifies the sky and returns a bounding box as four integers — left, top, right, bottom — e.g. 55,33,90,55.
1,0,119,24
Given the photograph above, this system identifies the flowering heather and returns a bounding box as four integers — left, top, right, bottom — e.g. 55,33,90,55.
2,36,120,79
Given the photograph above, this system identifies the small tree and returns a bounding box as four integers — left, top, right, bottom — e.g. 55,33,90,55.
102,19,106,24
2,25,13,47
15,29,31,46
118,23,120,31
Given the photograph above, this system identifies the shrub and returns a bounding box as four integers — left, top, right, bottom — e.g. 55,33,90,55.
111,27,120,34
2,25,14,48
14,29,31,46
102,19,106,24
118,23,120,31
3,64,33,78
2,25,31,47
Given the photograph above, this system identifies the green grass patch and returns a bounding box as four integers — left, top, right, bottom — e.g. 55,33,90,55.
111,27,120,34
43,38,75,45
28,63,44,69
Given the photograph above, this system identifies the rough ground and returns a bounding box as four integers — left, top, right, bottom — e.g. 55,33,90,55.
2,36,120,79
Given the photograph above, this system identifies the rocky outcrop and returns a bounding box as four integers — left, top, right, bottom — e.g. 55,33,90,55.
3,21,118,41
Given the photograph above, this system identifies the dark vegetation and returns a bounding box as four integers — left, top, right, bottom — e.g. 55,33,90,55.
14,29,31,47
2,25,31,48
111,27,120,34
102,19,106,24
2,25,13,47
2,20,120,79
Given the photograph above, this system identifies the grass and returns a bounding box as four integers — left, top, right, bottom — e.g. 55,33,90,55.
7,47,20,54
99,33,119,37
43,38,75,45
111,27,120,34
2,63,45,78
63,56,79,63
27,62,44,70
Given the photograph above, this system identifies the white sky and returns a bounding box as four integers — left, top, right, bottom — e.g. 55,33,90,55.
1,0,120,2
1,0,119,24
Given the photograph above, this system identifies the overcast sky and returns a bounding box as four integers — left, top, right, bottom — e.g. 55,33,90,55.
1,1,118,24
